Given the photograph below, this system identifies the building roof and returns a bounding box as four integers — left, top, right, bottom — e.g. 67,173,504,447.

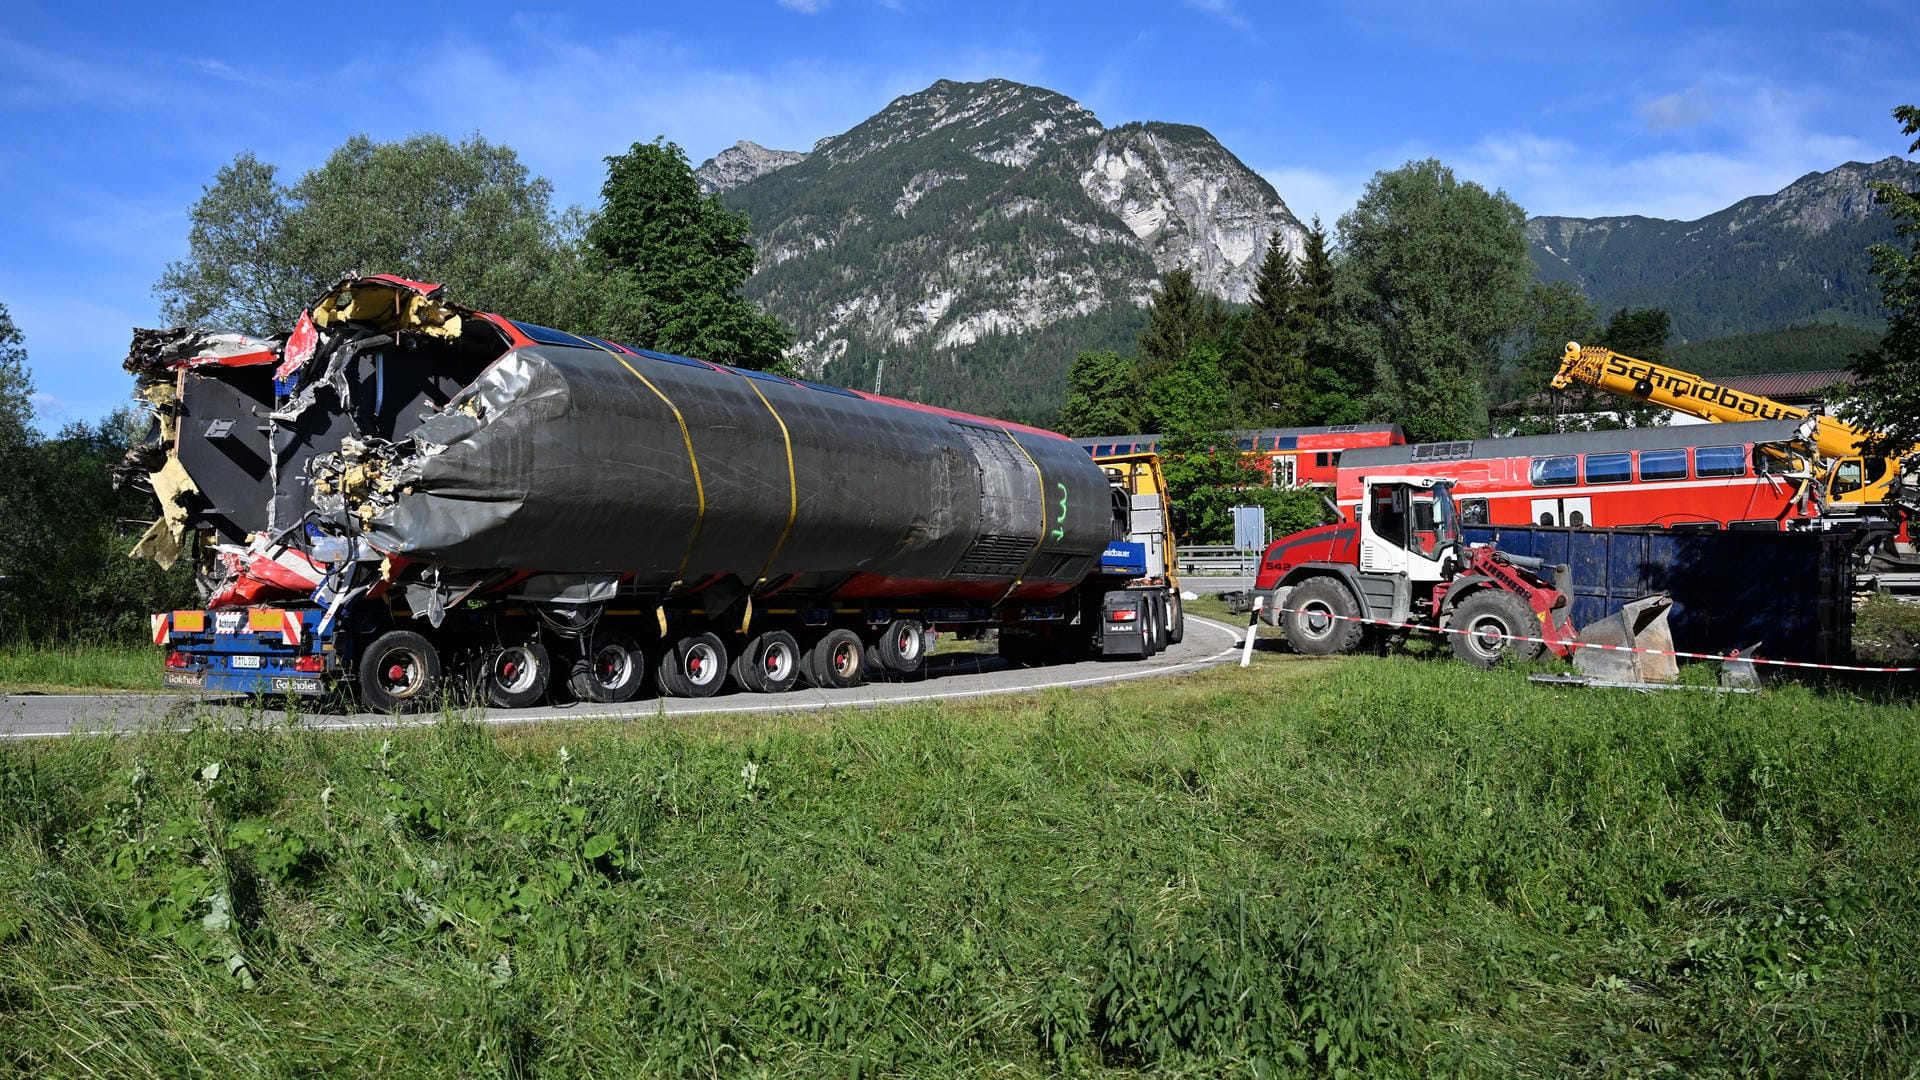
1494,368,1856,415
1714,370,1855,401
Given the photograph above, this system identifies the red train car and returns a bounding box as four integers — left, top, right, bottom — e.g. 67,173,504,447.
1335,420,1816,531
1077,424,1406,487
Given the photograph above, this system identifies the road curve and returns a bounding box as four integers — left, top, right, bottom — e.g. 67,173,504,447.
0,616,1249,740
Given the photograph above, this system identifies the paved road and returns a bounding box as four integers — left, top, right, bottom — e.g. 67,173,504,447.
0,616,1250,739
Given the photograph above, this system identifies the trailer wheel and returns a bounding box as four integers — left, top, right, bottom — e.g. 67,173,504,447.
483,641,552,708
359,630,441,713
657,632,729,698
872,619,927,674
805,628,866,689
566,629,645,703
732,630,801,693
1168,592,1185,645
1448,590,1545,668
1282,577,1365,656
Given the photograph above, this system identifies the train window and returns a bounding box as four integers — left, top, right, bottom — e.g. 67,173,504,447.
1730,519,1783,531
1696,445,1746,477
1459,498,1489,525
1257,436,1276,452
1584,452,1632,485
1530,455,1577,486
1095,444,1114,456
1640,448,1688,481
1236,437,1255,452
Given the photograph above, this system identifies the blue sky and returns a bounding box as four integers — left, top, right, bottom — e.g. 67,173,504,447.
3,0,1914,429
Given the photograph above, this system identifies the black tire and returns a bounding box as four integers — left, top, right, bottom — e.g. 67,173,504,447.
873,619,927,674
1168,592,1185,645
482,640,551,708
566,628,645,703
1282,577,1366,656
656,632,729,698
358,630,441,713
1448,590,1545,668
732,630,801,693
805,628,866,689
1142,594,1164,655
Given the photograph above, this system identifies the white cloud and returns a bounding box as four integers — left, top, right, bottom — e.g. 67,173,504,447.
1184,0,1251,32
1638,86,1712,131
1454,71,1883,221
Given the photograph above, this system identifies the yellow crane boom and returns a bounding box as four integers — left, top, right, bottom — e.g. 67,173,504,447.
1551,342,1914,511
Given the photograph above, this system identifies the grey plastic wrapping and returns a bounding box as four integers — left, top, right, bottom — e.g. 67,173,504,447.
310,345,1114,597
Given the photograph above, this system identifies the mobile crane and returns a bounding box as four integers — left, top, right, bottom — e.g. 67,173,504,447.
1551,342,1919,516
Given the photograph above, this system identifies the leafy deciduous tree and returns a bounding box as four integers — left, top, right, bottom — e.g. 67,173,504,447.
158,136,585,335
591,138,791,371
1500,281,1602,434
1332,160,1533,442
1844,105,1920,456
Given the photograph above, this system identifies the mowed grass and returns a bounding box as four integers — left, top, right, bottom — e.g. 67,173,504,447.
2,654,1918,1077
0,640,164,694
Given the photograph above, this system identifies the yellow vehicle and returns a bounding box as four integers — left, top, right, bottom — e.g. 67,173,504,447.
1551,342,1918,514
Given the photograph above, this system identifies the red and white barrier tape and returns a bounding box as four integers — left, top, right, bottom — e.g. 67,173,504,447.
1254,602,1918,674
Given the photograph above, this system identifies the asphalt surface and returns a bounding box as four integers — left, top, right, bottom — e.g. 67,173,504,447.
0,615,1250,739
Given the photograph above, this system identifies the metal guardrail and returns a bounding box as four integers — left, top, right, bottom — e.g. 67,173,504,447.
1177,546,1260,575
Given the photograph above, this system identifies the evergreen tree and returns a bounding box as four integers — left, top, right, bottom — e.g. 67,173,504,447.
1332,161,1533,442
1293,218,1370,425
1843,107,1920,456
591,138,792,371
1057,349,1142,437
1499,280,1602,434
1234,234,1307,425
1138,267,1225,379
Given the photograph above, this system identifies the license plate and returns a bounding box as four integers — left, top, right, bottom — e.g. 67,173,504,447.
231,655,261,669
163,671,205,688
270,677,322,693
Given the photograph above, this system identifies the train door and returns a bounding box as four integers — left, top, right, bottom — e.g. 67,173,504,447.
1529,496,1592,527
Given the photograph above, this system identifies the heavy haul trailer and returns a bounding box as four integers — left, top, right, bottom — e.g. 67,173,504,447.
133,275,1182,711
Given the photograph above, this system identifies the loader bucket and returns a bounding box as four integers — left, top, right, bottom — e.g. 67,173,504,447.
1572,594,1678,684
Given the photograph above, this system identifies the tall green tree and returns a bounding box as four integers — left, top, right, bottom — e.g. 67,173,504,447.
1844,105,1920,456
1148,340,1257,542
157,135,595,335
1057,349,1142,437
1332,160,1533,442
1138,267,1225,380
0,303,36,609
1292,218,1370,425
1499,281,1602,434
1591,306,1674,428
590,138,791,371
1234,234,1307,425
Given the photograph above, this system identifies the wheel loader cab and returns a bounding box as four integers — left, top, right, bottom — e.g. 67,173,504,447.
1358,478,1457,584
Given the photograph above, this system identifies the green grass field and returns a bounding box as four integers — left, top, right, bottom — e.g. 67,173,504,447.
0,640,165,694
3,651,1917,1077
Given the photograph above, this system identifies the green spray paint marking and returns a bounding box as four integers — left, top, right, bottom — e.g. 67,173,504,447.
1051,482,1068,541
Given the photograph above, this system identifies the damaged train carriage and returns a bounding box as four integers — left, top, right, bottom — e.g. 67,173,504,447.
129,275,1182,710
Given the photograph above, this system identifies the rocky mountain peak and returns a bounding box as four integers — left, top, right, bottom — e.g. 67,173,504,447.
695,140,809,194
706,78,1307,419
809,78,1105,171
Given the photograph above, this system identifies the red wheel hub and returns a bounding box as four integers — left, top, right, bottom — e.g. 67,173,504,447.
386,663,406,682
